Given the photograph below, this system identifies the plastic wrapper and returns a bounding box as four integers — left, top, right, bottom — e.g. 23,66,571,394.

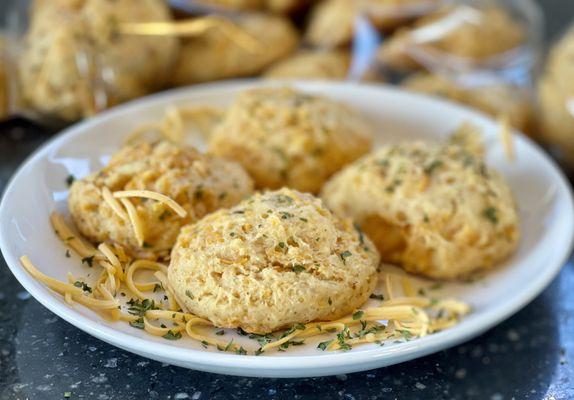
378,0,542,136
1,0,542,128
0,38,7,119
538,26,574,169
15,0,179,123
305,0,439,48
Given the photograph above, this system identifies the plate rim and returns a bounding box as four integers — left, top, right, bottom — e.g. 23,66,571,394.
1,79,573,377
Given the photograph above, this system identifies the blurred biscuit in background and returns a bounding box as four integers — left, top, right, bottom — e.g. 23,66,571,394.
264,50,351,80
378,6,524,72
172,14,299,85
305,0,439,49
403,73,534,136
19,0,179,122
538,28,574,168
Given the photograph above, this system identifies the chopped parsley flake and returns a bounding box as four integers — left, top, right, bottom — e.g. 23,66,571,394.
235,346,247,355
162,330,182,340
291,264,305,273
352,310,364,320
369,293,385,301
159,210,171,221
483,207,498,224
424,160,443,175
340,251,352,264
397,329,412,341
65,175,75,187
194,185,204,200
215,330,225,336
354,223,365,245
185,290,194,300
126,298,157,317
129,317,144,329
328,297,332,305
273,194,293,204
65,250,71,258
73,281,92,293
317,340,333,351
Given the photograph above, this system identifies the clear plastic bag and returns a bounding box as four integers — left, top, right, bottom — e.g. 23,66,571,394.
0,0,544,129
378,0,543,136
538,26,574,169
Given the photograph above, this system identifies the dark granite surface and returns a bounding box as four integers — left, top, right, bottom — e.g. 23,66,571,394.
2,1,574,399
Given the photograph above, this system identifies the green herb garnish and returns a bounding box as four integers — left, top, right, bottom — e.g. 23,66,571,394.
65,175,75,187
424,160,443,175
317,340,333,351
340,251,352,264
159,210,171,221
73,281,92,293
129,317,144,329
291,264,305,273
163,330,182,340
483,207,498,224
352,310,364,320
126,298,157,317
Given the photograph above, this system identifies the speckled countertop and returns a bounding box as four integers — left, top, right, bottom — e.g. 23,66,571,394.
2,2,574,397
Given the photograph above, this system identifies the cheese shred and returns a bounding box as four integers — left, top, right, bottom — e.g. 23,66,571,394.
498,115,515,161
20,214,471,355
113,190,187,218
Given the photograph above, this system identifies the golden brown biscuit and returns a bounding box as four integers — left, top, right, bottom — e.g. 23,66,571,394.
19,0,178,122
403,73,534,135
538,28,574,168
321,138,519,280
264,50,351,80
171,14,299,85
378,6,524,71
68,141,253,259
168,188,380,333
208,87,373,193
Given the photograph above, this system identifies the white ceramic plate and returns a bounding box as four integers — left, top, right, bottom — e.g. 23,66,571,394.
1,81,573,378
